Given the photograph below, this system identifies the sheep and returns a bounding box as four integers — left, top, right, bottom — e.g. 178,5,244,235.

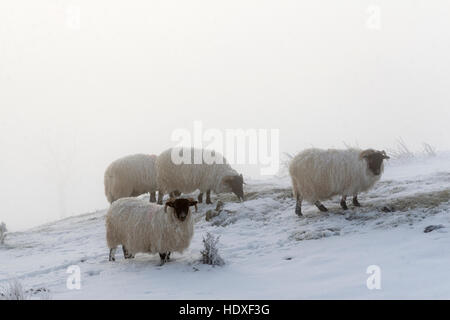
106,197,198,265
155,147,244,205
289,148,390,215
104,154,161,204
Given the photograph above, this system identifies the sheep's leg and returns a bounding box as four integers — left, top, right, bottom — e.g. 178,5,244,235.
198,193,203,203
169,191,181,198
295,196,303,216
159,252,171,261
160,252,171,261
206,190,212,204
122,245,134,259
109,248,117,262
292,180,303,216
157,191,164,205
314,201,328,212
150,192,156,203
173,190,181,197
159,252,170,266
353,195,361,207
340,196,348,210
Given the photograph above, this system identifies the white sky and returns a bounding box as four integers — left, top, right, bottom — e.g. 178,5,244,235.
1,0,449,230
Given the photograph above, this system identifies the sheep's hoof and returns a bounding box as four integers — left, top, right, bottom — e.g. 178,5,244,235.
159,252,171,265
123,246,134,259
315,202,328,212
340,201,348,210
295,206,302,216
353,199,361,207
109,248,116,262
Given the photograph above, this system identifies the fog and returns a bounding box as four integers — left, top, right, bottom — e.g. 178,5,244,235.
1,0,449,230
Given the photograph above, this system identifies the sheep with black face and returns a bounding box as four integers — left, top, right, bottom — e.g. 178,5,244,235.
289,148,390,215
106,197,197,265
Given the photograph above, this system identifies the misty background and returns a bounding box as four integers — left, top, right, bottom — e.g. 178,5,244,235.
1,0,449,230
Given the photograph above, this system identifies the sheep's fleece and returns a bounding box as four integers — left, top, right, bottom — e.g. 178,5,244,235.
156,147,243,198
104,154,158,203
289,148,385,203
106,198,194,256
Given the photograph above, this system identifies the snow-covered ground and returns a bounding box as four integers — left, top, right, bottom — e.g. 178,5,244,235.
1,153,450,299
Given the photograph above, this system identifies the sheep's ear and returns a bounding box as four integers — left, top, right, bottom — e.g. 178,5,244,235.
187,198,198,212
381,150,390,159
164,198,176,213
240,174,246,185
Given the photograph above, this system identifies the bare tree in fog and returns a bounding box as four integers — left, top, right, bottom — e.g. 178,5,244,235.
42,128,78,219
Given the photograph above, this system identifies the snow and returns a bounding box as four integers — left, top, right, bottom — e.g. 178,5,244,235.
0,153,449,299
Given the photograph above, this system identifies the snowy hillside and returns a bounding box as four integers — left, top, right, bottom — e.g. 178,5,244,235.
1,153,450,299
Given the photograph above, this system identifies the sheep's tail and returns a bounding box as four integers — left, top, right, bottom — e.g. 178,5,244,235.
105,215,119,249
104,174,115,204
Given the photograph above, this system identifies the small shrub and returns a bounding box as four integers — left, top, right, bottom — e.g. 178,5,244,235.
201,232,225,266
0,222,7,245
0,281,51,300
0,280,27,300
387,139,437,160
422,143,436,157
388,138,414,160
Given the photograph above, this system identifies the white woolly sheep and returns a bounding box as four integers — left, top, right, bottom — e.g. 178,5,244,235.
155,147,244,205
289,148,390,215
104,154,160,204
106,197,198,265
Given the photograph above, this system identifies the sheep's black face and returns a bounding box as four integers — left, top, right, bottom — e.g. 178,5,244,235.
165,198,198,222
224,174,245,201
361,150,390,176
